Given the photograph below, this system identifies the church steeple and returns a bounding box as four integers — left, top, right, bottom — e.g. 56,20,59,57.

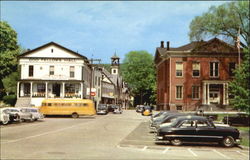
111,53,120,75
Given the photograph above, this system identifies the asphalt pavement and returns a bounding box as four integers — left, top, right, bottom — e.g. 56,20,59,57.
0,110,249,160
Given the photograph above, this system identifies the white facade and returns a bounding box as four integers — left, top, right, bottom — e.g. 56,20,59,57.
16,42,90,107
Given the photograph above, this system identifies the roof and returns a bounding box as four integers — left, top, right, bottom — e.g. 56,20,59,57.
19,42,89,62
155,38,239,63
111,53,120,59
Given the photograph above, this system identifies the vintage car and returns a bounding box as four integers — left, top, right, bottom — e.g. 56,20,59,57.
150,112,185,128
155,115,240,147
0,108,10,125
4,107,23,122
223,114,249,126
136,105,144,113
96,104,108,115
5,107,34,122
20,107,44,121
113,105,122,114
141,106,153,116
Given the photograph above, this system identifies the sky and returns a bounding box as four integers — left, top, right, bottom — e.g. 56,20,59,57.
1,1,225,63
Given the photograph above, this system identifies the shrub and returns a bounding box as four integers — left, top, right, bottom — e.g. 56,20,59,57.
3,95,17,106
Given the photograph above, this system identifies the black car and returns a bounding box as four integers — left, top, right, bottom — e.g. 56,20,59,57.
223,114,249,126
155,115,240,147
96,104,108,115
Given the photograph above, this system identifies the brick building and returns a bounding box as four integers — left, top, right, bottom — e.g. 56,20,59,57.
154,38,239,111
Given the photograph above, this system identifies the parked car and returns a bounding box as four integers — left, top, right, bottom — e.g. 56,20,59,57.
4,107,23,122
96,104,108,115
0,108,10,125
223,114,250,126
20,107,44,121
155,115,241,147
136,105,144,113
113,105,122,114
150,113,186,131
141,106,153,116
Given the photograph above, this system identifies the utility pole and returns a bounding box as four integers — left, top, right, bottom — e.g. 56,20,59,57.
89,58,101,99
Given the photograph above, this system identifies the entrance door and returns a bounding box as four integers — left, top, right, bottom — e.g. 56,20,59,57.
52,84,61,97
209,91,220,104
23,83,31,96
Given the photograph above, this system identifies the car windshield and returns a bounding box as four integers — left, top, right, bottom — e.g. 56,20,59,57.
9,109,19,112
98,105,107,109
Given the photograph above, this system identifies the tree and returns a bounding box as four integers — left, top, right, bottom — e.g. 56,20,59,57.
0,21,20,98
229,50,250,114
2,72,20,95
121,51,156,105
189,1,249,49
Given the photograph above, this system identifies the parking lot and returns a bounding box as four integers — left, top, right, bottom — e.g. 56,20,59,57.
119,120,249,160
1,110,249,160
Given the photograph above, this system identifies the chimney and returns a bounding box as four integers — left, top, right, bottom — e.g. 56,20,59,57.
167,41,170,50
160,41,164,48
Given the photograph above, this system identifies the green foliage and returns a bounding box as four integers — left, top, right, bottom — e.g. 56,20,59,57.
189,1,249,49
229,50,250,114
0,21,18,52
3,95,17,106
2,72,19,95
121,51,156,104
0,21,21,99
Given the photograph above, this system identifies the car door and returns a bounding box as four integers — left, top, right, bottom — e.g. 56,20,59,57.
174,120,196,142
195,120,221,142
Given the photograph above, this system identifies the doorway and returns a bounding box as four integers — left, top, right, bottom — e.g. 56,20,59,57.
52,84,61,97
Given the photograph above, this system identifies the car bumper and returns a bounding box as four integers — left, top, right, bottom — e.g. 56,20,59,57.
235,138,241,144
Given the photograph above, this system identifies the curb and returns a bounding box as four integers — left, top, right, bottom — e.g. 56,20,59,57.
238,145,249,150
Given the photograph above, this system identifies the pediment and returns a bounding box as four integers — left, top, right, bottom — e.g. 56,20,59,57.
19,42,87,59
192,38,237,53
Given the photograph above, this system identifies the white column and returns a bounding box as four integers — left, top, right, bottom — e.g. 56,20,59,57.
203,82,206,105
226,83,229,105
45,82,48,99
62,82,65,98
17,82,20,98
223,83,226,105
30,82,33,98
80,83,83,99
207,83,210,105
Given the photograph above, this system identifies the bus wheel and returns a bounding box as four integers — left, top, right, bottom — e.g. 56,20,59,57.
72,113,79,118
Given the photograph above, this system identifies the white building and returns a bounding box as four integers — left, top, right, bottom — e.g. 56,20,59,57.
16,42,91,107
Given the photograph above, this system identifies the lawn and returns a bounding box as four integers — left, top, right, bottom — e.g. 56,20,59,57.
236,127,249,147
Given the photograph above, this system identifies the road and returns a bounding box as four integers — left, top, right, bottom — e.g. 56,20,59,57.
1,110,249,160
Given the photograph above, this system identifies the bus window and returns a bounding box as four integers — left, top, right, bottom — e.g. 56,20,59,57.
42,103,46,106
83,103,88,107
48,103,52,106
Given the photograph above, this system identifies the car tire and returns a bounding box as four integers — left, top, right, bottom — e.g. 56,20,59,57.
171,139,183,146
221,136,235,147
1,119,9,125
72,113,79,118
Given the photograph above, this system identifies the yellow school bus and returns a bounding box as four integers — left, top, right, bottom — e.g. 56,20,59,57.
39,99,96,118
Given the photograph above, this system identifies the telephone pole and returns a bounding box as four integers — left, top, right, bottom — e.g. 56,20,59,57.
89,58,101,99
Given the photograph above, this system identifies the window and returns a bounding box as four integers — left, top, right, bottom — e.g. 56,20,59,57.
29,65,34,77
229,62,236,77
113,69,116,74
179,120,195,128
196,120,210,128
176,105,182,110
95,76,97,85
70,66,74,78
176,85,183,99
210,62,219,77
192,86,200,99
98,77,101,86
65,84,76,93
192,62,200,77
37,83,45,92
49,66,54,75
176,62,183,77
